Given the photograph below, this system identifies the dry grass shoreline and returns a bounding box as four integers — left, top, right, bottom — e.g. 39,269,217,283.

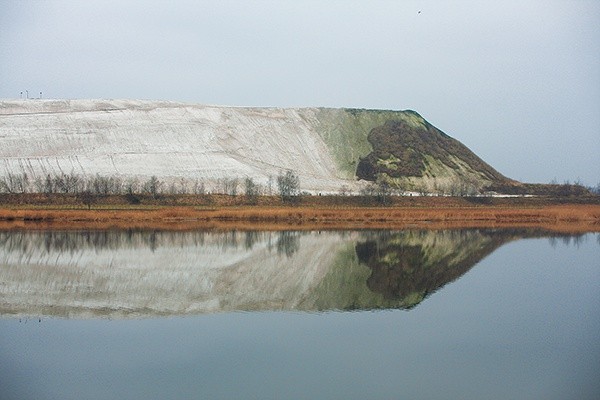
0,201,598,233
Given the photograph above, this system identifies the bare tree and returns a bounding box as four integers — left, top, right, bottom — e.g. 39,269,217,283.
219,177,239,196
267,175,274,196
192,179,205,195
54,172,81,194
375,176,391,205
90,174,121,195
277,170,300,204
77,190,97,209
0,173,29,193
338,185,350,197
244,177,259,205
178,178,187,195
33,176,45,193
125,177,140,195
359,183,377,197
167,181,178,195
144,176,162,198
43,174,54,194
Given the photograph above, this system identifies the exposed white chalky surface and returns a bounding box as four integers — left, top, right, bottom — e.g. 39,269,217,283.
0,99,355,191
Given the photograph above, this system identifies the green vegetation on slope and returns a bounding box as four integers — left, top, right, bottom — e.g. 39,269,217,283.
310,108,429,178
356,119,509,186
309,108,512,193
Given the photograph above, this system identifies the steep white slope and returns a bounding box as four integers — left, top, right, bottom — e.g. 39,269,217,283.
0,99,354,192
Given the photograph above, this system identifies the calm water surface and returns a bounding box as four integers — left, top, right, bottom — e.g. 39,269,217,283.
0,229,598,400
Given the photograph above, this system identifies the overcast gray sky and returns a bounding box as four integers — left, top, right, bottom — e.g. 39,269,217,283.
1,0,598,185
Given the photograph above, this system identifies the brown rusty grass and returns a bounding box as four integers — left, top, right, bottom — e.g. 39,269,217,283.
0,204,598,233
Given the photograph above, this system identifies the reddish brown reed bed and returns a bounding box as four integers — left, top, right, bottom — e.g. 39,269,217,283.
0,204,598,233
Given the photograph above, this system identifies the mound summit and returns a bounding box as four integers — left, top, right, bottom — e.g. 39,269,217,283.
0,99,516,194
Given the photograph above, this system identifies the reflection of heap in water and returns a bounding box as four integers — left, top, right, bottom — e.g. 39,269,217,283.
298,229,587,311
356,230,508,309
0,229,584,318
298,230,504,311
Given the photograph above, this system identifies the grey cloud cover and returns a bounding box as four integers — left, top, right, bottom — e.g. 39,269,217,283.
1,0,598,184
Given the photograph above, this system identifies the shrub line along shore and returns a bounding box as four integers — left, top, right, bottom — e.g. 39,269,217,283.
0,196,598,233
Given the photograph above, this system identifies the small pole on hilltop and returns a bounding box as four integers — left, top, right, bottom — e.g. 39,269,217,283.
25,90,29,99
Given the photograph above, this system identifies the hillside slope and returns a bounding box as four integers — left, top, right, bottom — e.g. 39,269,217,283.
0,99,510,193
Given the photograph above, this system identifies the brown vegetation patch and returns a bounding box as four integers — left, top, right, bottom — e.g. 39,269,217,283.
0,202,598,234
356,119,508,182
1,193,599,233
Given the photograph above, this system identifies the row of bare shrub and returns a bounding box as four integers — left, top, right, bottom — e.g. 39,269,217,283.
0,171,302,205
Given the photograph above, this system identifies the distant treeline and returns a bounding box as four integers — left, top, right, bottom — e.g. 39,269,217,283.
1,172,218,196
0,170,304,206
0,171,596,203
0,171,299,195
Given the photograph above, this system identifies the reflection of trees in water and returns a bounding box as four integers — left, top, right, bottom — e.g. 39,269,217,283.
0,229,590,259
276,231,301,257
355,229,587,307
0,230,307,255
547,233,590,249
0,230,209,254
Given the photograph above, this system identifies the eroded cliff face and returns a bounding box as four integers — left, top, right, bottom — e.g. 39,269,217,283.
0,99,510,194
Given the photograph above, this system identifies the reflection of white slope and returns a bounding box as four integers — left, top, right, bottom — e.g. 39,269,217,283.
0,232,351,318
0,99,348,192
214,234,343,311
